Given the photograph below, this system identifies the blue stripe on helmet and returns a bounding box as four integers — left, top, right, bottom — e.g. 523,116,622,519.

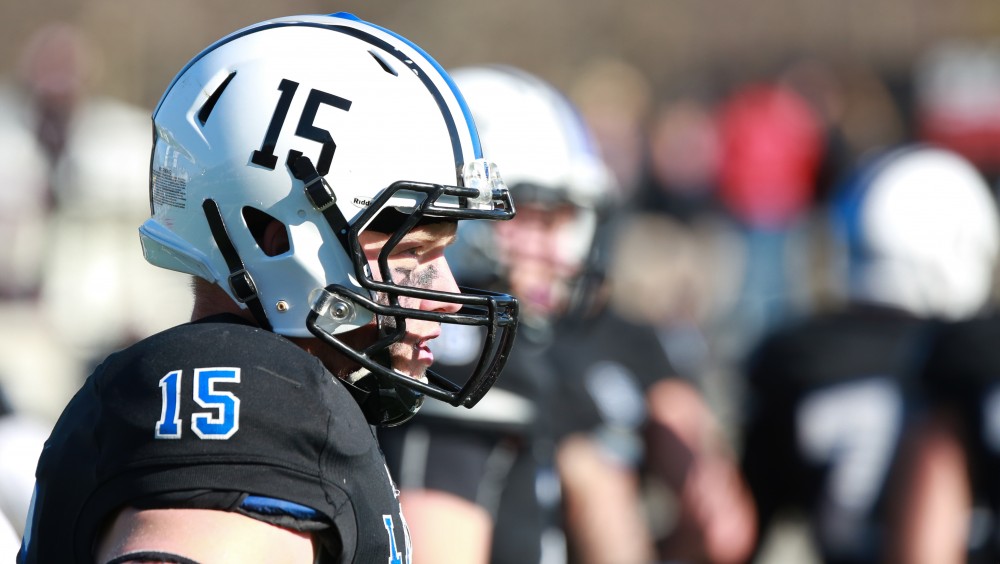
154,13,483,175
331,12,482,159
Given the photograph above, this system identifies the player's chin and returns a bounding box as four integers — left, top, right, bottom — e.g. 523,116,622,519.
394,364,430,384
390,350,432,382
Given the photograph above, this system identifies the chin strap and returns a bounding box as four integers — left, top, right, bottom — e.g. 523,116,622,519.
198,155,348,333
288,152,352,250
330,360,423,427
202,199,272,331
340,368,381,423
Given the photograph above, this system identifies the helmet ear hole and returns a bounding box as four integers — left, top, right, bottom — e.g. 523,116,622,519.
243,206,290,256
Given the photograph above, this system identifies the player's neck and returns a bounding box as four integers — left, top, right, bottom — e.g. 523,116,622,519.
189,277,256,325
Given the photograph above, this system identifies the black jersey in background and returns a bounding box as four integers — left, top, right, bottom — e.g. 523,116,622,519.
740,305,930,564
381,304,677,564
920,314,1000,564
380,322,560,564
548,307,677,462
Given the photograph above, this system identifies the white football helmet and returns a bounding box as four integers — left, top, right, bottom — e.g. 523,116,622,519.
446,65,616,322
139,13,518,425
832,144,1000,320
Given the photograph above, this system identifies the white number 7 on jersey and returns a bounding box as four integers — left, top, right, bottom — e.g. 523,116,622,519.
156,367,242,440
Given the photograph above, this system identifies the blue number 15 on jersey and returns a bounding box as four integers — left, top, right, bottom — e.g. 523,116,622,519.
156,367,241,440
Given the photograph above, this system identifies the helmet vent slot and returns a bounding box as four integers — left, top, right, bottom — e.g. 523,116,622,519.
197,71,237,125
368,50,398,77
243,206,289,256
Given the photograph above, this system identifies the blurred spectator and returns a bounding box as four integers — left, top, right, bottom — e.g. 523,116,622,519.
718,82,822,232
0,22,192,422
779,58,908,204
0,116,47,300
741,145,1000,564
0,24,193,545
569,57,653,201
0,384,47,554
16,22,92,185
23,23,192,357
625,90,753,423
715,80,825,353
637,95,723,223
0,28,53,301
777,58,910,317
915,40,1000,183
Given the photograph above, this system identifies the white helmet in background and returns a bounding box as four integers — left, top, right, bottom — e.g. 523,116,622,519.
447,65,617,322
833,145,1000,320
139,13,518,425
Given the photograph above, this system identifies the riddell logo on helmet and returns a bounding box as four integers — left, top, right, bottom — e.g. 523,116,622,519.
353,197,373,207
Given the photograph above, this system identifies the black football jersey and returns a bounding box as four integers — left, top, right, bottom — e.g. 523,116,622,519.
740,305,930,564
920,314,1000,563
380,308,675,564
548,308,676,452
427,321,556,429
19,315,410,564
380,328,560,564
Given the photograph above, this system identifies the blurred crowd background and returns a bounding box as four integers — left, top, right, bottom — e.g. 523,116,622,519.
6,0,1000,420
5,1,1000,562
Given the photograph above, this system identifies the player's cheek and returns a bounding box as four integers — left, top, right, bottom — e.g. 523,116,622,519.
433,257,461,294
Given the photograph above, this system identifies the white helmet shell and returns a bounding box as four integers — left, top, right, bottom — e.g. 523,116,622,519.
836,145,1000,320
137,13,520,425
140,13,486,337
448,65,616,277
450,65,615,210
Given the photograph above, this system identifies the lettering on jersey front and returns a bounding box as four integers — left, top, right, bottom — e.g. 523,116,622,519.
155,367,241,440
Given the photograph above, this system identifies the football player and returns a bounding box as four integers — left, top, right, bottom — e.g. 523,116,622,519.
18,13,518,564
888,316,1000,564
379,65,756,564
378,65,625,563
740,145,1000,563
884,167,1000,563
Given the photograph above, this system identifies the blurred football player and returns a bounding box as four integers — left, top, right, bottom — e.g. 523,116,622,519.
889,317,1000,564
741,145,1000,564
883,171,1000,562
18,13,518,563
380,65,755,564
379,64,615,564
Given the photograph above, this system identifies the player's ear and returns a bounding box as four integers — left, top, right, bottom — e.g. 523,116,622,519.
243,207,290,257
261,219,290,256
